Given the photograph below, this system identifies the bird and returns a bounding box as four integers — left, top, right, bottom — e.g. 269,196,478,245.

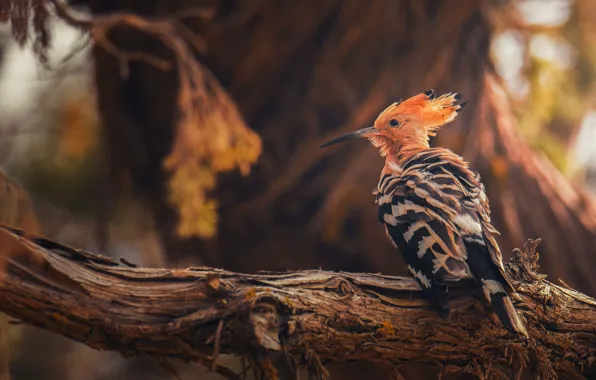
320,90,528,337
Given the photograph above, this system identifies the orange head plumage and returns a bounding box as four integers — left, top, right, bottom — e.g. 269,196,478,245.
321,90,466,161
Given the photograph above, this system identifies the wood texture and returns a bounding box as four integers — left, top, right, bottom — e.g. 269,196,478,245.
0,226,594,379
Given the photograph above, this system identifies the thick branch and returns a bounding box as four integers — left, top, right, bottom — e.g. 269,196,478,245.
0,226,594,379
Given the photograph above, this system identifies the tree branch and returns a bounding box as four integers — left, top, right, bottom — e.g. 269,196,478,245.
0,226,594,380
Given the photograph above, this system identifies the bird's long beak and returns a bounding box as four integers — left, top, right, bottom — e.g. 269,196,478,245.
320,126,376,148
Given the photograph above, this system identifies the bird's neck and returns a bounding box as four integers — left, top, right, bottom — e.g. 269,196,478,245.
382,140,429,174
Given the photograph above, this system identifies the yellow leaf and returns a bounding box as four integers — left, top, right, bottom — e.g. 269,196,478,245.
164,59,261,238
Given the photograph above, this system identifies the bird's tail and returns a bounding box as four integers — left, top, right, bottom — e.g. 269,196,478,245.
482,279,528,337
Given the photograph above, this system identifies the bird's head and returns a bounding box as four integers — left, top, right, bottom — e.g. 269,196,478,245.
321,90,466,158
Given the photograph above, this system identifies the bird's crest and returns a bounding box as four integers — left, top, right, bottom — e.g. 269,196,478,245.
376,90,466,138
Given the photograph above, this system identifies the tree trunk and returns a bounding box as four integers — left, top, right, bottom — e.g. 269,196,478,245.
75,0,596,298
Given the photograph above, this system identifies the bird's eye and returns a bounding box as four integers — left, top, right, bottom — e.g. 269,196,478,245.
389,119,399,127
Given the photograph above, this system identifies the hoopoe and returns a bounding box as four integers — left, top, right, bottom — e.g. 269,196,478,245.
321,90,527,336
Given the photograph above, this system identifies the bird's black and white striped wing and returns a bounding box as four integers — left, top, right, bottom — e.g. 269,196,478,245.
376,169,472,317
404,149,514,291
423,152,515,293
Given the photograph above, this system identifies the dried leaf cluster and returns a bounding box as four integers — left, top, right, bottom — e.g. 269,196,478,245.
85,7,263,239
0,0,50,63
164,63,262,238
3,0,262,239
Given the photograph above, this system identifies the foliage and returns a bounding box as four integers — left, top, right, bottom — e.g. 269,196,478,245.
164,66,261,238
491,0,596,173
1,0,262,239
0,0,50,63
83,9,262,239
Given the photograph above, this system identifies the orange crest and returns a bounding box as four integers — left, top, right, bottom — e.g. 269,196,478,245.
362,90,466,158
375,90,465,136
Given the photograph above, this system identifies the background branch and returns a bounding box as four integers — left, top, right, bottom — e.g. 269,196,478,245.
0,227,594,380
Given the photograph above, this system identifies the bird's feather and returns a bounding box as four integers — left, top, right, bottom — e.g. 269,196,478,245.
376,148,524,335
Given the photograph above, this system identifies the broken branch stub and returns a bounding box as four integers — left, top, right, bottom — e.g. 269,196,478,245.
0,226,594,379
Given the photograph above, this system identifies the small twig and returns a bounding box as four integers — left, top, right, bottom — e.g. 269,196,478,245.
239,357,251,380
558,278,573,290
57,32,91,67
391,366,405,380
174,337,241,380
173,21,208,53
119,257,138,268
280,329,298,380
259,357,279,380
211,318,224,371
49,0,203,78
247,357,261,380
436,364,443,380
91,28,172,78
287,354,299,380
47,0,92,28
198,357,242,380
304,348,329,380
156,357,182,380
166,7,215,21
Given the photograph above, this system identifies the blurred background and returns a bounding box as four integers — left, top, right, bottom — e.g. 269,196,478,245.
0,0,595,379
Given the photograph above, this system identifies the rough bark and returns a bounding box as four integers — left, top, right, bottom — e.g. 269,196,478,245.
0,173,40,380
0,226,594,380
